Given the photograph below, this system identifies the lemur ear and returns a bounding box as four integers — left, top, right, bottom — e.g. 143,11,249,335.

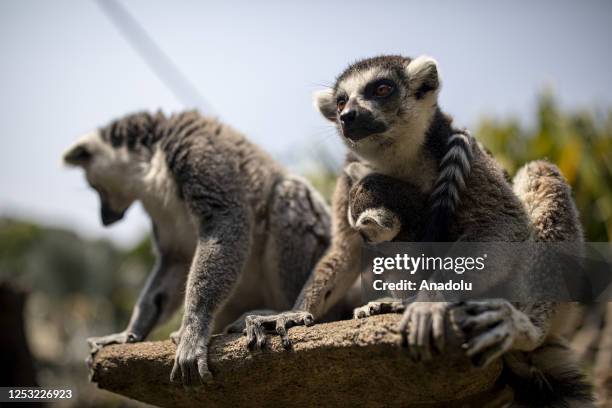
406,56,441,99
313,89,337,122
344,162,372,184
63,143,92,166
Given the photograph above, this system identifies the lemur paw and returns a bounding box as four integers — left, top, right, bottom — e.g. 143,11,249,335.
353,300,405,319
87,331,140,353
170,325,212,386
452,300,515,368
86,331,141,369
398,302,449,362
244,311,314,350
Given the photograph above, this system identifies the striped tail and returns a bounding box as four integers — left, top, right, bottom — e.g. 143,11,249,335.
504,339,594,407
422,129,473,241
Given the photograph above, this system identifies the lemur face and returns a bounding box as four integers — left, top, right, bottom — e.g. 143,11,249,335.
63,129,141,226
314,55,441,154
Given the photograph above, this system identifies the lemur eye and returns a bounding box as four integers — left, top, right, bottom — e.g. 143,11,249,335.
337,98,347,112
374,84,394,97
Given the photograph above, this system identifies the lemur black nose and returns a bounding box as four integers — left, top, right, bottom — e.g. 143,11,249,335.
340,110,357,123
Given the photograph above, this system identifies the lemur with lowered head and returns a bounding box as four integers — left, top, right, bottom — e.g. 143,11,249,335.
244,55,592,406
63,110,332,386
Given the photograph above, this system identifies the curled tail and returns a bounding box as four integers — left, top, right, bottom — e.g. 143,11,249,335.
512,160,583,243
423,129,473,241
508,161,592,407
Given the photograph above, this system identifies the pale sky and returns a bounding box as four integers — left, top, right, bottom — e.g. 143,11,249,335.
1,0,611,247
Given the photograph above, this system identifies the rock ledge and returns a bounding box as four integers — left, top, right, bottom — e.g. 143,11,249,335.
91,314,503,407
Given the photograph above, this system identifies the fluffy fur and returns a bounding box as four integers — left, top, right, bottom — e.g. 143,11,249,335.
347,157,593,407
244,55,476,342
64,110,332,386
316,55,472,240
243,55,593,406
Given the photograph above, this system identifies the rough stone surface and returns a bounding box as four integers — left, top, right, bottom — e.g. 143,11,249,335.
91,314,503,407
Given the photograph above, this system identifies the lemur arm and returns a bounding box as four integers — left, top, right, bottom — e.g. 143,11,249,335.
171,206,252,386
245,172,363,350
87,233,189,352
292,173,362,318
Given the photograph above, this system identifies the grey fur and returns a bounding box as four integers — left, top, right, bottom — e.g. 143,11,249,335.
64,110,331,385
245,54,478,341
347,157,592,407
244,50,591,404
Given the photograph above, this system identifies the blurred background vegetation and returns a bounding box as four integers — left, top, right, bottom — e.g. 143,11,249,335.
0,92,610,406
476,91,612,242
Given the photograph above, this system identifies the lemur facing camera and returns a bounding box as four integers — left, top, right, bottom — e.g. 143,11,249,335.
63,110,331,386
244,55,592,406
244,55,485,346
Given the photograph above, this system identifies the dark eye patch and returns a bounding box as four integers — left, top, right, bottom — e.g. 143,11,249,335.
364,78,396,99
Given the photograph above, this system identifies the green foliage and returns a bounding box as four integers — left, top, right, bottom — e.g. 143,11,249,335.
476,91,612,241
0,219,43,274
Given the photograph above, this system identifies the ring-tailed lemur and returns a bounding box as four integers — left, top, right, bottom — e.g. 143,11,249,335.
243,55,593,405
349,160,592,407
63,110,332,386
244,55,477,348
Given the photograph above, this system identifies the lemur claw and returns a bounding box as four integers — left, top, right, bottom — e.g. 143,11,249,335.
245,311,314,350
398,302,448,362
171,326,212,386
452,300,515,367
353,300,405,319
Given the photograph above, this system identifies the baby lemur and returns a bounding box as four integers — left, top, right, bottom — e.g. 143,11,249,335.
63,110,331,386
245,55,592,406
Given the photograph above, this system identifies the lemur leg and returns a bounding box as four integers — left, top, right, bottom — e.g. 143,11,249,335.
245,173,362,350
171,208,251,386
353,298,405,319
87,254,188,353
451,300,552,368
